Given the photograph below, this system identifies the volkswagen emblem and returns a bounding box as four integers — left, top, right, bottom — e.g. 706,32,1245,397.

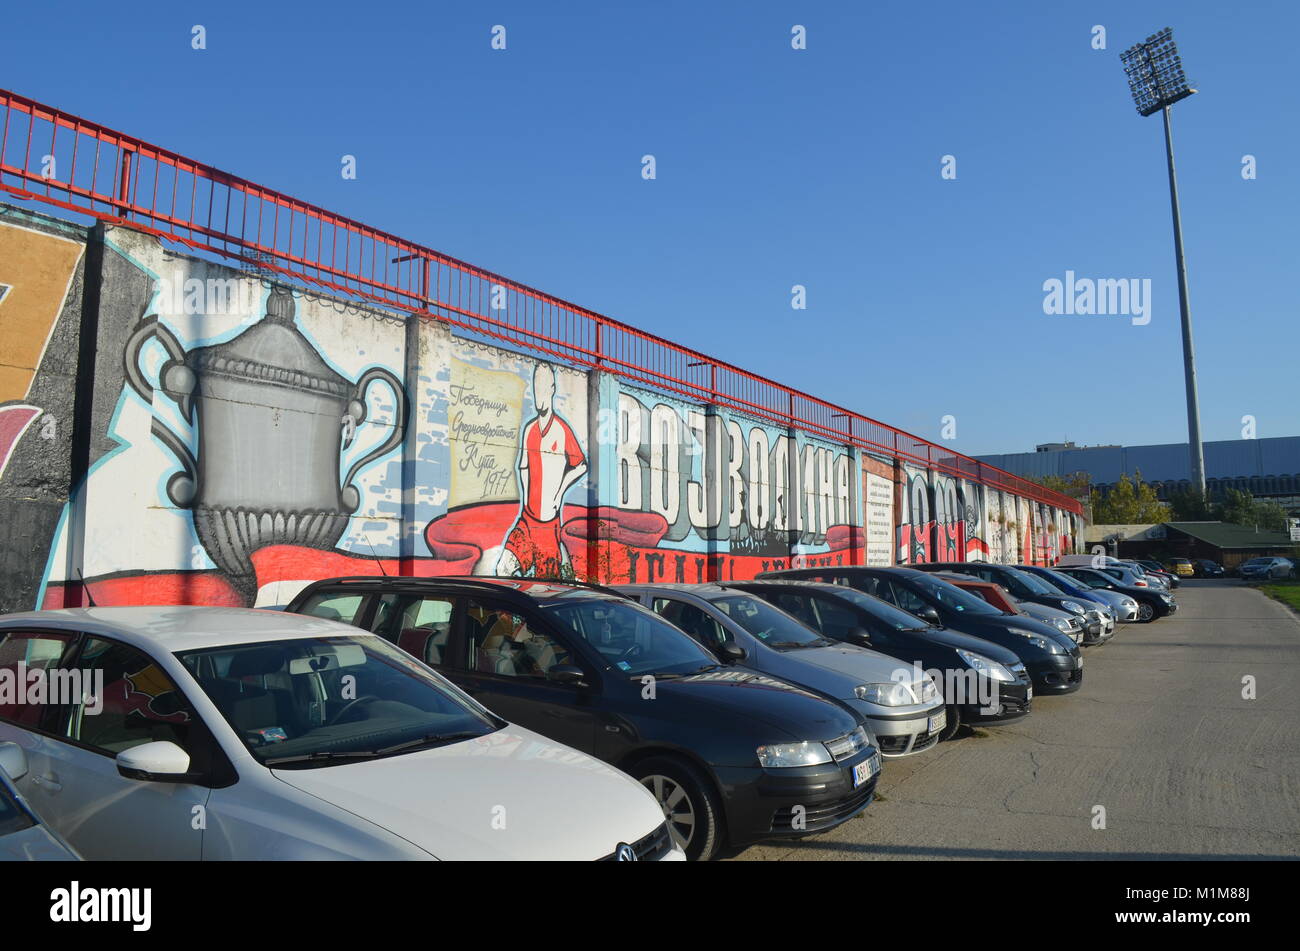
615,843,637,862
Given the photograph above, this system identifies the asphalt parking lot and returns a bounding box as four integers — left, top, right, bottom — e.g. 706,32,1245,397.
732,580,1300,860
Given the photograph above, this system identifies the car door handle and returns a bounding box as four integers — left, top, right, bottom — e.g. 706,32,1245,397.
33,773,62,792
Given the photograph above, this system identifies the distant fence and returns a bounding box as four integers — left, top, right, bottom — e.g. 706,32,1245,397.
0,87,1082,514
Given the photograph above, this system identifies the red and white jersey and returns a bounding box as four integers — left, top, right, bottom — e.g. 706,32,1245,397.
520,413,585,521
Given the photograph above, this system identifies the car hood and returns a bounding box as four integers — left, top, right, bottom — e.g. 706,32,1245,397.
271,726,664,861
0,824,81,861
777,643,928,692
911,624,1022,667
650,666,861,741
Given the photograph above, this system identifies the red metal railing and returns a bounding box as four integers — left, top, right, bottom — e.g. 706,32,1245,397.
0,87,1082,514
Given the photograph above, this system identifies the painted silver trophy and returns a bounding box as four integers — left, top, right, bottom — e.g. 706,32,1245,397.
124,285,408,601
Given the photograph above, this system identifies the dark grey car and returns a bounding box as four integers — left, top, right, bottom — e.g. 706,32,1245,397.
618,584,947,757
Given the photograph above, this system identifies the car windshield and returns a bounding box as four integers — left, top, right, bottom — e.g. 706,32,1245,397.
905,574,1003,615
1242,558,1269,567
1005,568,1059,596
710,595,826,648
542,598,718,677
1042,568,1085,592
179,635,500,768
1067,569,1110,588
818,585,941,631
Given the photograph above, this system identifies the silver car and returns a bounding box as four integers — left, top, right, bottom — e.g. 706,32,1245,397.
0,743,81,861
1238,557,1295,581
1037,567,1138,623
619,584,947,757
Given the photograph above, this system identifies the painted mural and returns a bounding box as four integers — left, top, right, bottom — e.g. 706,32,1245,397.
6,214,1081,611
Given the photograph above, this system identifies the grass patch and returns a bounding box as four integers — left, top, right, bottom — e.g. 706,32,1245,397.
1260,580,1300,613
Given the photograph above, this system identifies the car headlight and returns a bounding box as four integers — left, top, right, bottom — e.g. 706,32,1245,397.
1061,601,1085,615
956,648,1016,682
1052,617,1073,633
1160,594,1174,604
1006,627,1061,653
856,682,908,705
756,741,832,768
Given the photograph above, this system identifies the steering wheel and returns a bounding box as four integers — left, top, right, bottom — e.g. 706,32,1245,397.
615,642,645,663
326,695,380,727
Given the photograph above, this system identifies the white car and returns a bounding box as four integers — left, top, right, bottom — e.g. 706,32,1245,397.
0,745,81,861
0,607,679,860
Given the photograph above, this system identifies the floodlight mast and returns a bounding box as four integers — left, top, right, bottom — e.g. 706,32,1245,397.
1120,28,1206,497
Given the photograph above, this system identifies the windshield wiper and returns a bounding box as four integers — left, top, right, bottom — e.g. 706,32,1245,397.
263,750,385,766
374,731,487,755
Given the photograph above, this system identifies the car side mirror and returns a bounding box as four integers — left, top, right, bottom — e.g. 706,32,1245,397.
547,664,588,687
718,642,746,662
0,741,28,781
918,606,940,624
849,626,874,644
116,741,195,783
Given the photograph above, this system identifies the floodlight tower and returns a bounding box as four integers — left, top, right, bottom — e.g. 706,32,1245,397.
1120,27,1206,496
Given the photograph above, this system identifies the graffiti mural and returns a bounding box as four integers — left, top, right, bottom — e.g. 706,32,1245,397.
0,211,87,613
6,214,1080,610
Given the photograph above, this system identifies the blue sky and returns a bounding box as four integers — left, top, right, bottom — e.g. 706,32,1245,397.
5,0,1297,456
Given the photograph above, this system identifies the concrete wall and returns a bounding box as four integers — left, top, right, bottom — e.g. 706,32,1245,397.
0,205,1081,612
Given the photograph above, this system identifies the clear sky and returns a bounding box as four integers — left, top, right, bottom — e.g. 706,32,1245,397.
5,0,1297,456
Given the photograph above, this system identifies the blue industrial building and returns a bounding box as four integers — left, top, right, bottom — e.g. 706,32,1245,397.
976,436,1300,513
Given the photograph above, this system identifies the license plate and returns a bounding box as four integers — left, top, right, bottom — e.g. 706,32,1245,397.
928,710,947,734
1026,685,1033,701
852,755,879,788
1075,655,1083,669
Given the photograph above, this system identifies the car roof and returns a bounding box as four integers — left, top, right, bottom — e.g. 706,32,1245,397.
764,565,928,578
297,575,627,603
0,606,365,652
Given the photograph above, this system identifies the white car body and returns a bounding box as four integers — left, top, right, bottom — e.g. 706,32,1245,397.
0,607,679,861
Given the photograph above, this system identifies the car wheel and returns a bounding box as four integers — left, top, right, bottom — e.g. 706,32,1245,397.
1136,601,1155,623
939,703,961,742
633,756,723,861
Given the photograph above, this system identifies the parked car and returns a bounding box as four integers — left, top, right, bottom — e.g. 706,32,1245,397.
289,577,881,860
1169,558,1197,577
932,572,1089,646
619,583,945,757
1016,564,1139,624
1118,560,1174,590
1096,562,1161,590
0,606,680,861
0,743,81,861
915,562,1113,643
757,566,1084,695
1131,560,1180,589
1191,559,1223,578
1052,567,1175,622
724,579,1032,740
1237,557,1295,581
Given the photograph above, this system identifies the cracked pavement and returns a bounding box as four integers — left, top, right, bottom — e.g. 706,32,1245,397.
729,579,1300,860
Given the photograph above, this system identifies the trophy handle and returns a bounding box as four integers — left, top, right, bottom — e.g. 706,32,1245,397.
339,367,410,513
123,314,199,508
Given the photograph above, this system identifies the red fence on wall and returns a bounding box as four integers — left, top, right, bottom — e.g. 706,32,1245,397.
0,87,1082,515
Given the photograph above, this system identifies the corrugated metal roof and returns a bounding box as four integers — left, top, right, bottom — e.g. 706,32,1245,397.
977,436,1300,484
1165,521,1293,549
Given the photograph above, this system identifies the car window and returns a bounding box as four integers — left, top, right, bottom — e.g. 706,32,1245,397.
831,573,890,600
464,601,572,679
771,592,820,628
370,594,457,667
652,599,733,647
710,595,823,648
0,631,78,731
808,596,864,640
180,635,498,767
65,637,193,756
542,598,716,678
295,591,368,627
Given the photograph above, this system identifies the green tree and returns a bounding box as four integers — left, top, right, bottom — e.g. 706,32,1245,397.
1090,470,1170,524
1212,488,1287,532
1168,487,1213,521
